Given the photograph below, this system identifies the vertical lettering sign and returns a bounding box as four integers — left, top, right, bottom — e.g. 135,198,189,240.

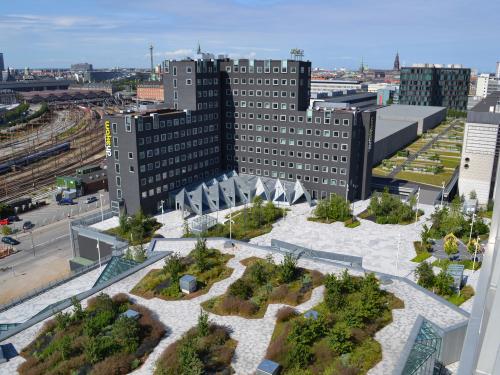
104,120,112,157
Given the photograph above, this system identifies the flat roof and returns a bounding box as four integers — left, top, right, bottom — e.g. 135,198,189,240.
377,104,446,119
470,91,500,112
324,92,376,103
375,118,417,142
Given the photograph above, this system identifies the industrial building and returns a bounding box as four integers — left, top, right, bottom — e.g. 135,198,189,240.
458,92,500,206
0,79,72,92
373,118,417,165
310,79,367,94
105,57,376,216
376,104,446,134
399,64,470,111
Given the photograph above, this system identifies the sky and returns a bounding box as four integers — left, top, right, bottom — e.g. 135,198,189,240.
0,0,498,72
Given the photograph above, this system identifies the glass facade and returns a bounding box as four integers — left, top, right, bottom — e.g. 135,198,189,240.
402,319,442,375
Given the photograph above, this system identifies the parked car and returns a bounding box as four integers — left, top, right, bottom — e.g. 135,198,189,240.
1,236,19,245
0,218,10,225
23,221,34,230
58,198,75,205
86,196,98,204
8,215,20,222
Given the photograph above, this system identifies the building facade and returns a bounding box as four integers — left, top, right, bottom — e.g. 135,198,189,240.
399,65,470,111
0,53,4,73
105,58,376,215
475,73,490,98
458,92,500,206
311,79,366,94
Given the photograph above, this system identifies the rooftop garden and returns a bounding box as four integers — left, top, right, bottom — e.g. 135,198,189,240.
202,254,324,318
131,238,233,300
308,193,359,227
186,196,286,241
359,188,422,225
19,293,165,375
265,271,404,374
155,310,236,375
415,262,474,306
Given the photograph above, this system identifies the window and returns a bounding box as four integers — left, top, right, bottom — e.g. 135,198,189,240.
186,79,192,85
186,66,192,73
128,152,133,159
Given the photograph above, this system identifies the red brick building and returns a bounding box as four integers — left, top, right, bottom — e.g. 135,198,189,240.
137,81,164,102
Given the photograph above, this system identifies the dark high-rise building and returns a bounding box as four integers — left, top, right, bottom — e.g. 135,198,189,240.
70,63,93,72
393,52,400,71
105,57,376,215
0,53,4,73
399,64,470,111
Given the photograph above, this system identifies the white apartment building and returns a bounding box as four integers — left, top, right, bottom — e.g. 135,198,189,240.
475,73,490,98
310,79,366,94
459,92,500,205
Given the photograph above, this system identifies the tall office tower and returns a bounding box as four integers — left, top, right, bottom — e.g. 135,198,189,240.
458,143,500,374
399,64,470,111
393,52,400,71
458,92,500,206
496,61,500,79
0,53,4,73
105,57,376,216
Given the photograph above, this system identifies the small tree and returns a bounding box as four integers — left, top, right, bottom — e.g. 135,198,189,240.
469,190,477,200
328,321,353,355
197,309,210,337
415,262,435,289
193,238,209,272
118,214,130,237
279,253,298,283
444,233,459,257
420,224,431,250
434,270,454,296
183,219,191,237
263,201,277,224
164,252,183,282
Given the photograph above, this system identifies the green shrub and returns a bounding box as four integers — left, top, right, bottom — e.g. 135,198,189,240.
163,252,184,282
279,253,298,283
228,279,253,299
328,322,353,355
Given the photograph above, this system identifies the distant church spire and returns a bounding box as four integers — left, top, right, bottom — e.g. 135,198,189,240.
359,57,365,73
197,41,202,55
393,51,400,71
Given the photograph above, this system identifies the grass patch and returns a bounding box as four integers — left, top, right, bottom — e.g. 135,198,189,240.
445,285,475,306
431,258,481,271
202,256,324,319
264,271,404,374
411,241,432,262
155,312,236,374
19,293,165,375
395,170,454,187
187,200,285,241
131,247,233,300
344,218,361,228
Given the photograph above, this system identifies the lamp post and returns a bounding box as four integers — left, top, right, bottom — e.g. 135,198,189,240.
30,229,35,257
345,184,349,203
415,187,420,227
440,181,445,208
468,213,476,247
472,236,479,272
99,193,104,222
160,199,164,225
96,237,102,270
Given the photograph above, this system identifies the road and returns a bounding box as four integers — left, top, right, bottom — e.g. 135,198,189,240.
0,203,109,305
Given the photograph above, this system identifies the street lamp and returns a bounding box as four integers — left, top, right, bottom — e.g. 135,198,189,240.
160,199,165,225
345,184,349,203
468,213,476,247
30,229,35,257
440,181,445,208
96,237,102,270
472,236,480,272
99,193,104,222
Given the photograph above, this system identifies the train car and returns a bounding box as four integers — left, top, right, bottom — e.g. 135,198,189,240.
0,141,71,175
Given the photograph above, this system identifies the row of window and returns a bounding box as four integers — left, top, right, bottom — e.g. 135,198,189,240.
139,169,219,199
137,124,218,145
133,112,219,133
138,146,219,169
225,77,301,86
228,123,350,137
228,89,297,99
229,144,349,155
225,65,308,74
140,157,219,187
236,153,348,164
227,111,351,126
238,167,346,187
229,134,349,150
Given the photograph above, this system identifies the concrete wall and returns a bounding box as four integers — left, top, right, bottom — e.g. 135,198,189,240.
373,121,418,165
77,235,114,261
421,108,447,133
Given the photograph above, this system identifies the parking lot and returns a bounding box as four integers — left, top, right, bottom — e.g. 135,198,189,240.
4,191,110,234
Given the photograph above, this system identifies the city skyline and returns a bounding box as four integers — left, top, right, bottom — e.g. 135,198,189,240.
0,0,498,72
